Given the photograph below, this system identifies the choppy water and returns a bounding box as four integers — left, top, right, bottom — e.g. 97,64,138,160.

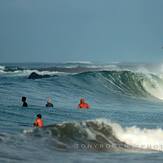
1,62,163,163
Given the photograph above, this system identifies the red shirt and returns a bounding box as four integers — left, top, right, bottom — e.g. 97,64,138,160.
78,103,90,109
34,118,43,127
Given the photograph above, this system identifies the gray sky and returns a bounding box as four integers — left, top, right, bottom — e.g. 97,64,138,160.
0,0,163,63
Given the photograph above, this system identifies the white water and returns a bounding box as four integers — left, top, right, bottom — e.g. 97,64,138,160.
0,69,65,76
142,74,163,100
106,120,163,151
0,65,5,73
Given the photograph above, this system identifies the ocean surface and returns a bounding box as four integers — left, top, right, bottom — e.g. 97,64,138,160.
1,62,163,163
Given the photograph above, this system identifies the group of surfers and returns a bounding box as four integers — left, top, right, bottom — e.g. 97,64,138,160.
21,96,90,128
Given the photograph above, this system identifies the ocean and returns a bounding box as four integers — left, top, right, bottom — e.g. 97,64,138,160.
0,62,163,163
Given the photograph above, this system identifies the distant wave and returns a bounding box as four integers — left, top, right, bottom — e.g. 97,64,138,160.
2,64,163,100
1,70,61,76
0,65,100,75
65,61,93,64
0,67,64,77
24,119,163,152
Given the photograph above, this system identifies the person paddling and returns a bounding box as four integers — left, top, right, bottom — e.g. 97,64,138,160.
33,114,44,128
78,98,90,109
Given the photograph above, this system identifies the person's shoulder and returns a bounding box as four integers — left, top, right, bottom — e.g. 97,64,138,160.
23,103,28,107
46,103,53,107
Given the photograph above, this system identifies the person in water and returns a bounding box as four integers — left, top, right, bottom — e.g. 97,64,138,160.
33,114,43,128
22,96,28,107
78,98,90,109
46,97,54,107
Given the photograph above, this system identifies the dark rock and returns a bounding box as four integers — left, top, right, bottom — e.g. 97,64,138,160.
28,72,51,79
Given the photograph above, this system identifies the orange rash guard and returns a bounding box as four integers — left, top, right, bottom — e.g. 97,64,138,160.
34,118,43,127
78,103,90,109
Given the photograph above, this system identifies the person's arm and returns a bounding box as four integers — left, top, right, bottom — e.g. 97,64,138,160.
33,120,38,126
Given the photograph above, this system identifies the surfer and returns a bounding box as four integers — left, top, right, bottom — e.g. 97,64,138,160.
78,98,90,109
33,114,43,128
22,96,28,107
46,97,54,107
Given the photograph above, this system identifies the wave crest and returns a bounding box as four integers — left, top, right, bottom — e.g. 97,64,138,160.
75,70,163,100
24,119,163,152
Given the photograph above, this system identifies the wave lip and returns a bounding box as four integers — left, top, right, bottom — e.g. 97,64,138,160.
0,65,5,73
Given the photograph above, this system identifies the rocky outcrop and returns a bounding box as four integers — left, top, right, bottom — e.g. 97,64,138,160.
28,72,51,79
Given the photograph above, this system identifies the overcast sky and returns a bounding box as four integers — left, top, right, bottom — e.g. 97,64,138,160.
0,0,163,63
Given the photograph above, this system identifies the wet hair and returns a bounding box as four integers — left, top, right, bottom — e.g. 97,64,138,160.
80,98,85,103
37,114,42,119
22,96,27,102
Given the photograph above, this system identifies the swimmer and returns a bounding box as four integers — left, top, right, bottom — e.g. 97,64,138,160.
22,96,28,107
78,98,90,109
46,97,54,107
33,114,44,128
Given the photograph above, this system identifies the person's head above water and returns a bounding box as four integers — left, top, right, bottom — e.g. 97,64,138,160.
21,96,28,107
22,96,27,102
46,97,54,107
47,97,52,103
37,114,42,119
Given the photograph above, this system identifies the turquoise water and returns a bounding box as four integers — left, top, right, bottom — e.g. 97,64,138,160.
1,63,163,162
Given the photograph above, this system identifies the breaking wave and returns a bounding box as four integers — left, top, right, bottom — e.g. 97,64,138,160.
74,70,163,100
24,119,163,152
